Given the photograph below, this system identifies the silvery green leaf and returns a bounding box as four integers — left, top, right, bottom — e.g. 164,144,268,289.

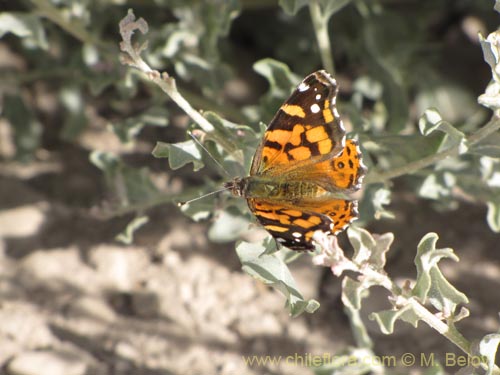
0,12,48,49
152,140,203,171
418,109,467,154
236,240,319,317
359,184,394,220
478,333,500,375
208,208,250,243
486,198,500,232
90,151,159,206
370,304,421,334
112,107,168,143
341,276,373,348
116,216,150,244
253,58,300,119
412,233,468,315
479,81,500,110
347,226,393,270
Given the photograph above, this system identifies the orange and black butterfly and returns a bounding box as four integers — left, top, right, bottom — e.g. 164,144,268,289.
225,70,367,250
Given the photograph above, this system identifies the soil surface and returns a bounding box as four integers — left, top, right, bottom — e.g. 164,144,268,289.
0,123,499,375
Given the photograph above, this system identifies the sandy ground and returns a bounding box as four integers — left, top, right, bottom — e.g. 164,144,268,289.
0,129,499,375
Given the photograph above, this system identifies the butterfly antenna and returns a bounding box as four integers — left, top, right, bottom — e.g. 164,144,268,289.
177,186,230,207
188,130,232,178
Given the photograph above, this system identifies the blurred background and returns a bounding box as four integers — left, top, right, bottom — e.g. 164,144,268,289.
0,1,499,374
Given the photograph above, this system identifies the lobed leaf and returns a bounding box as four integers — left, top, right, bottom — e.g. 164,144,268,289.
358,183,394,222
480,32,500,82
342,277,365,311
342,277,373,348
412,233,468,315
236,240,319,317
418,109,467,154
478,333,500,375
479,30,500,110
208,207,251,243
202,111,258,172
479,82,500,110
486,198,500,232
253,59,300,120
419,172,456,200
112,107,169,143
152,140,204,171
340,228,393,347
0,12,48,49
116,216,150,245
90,151,159,206
347,226,393,271
370,304,421,334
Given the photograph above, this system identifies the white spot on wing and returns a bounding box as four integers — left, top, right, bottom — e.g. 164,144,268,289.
292,232,302,238
310,103,321,113
298,82,309,92
315,94,321,100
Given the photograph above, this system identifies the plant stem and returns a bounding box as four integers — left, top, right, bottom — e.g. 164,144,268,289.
406,298,470,353
466,116,500,145
309,0,335,75
343,253,500,374
118,11,247,157
30,0,102,47
365,117,500,184
151,73,215,133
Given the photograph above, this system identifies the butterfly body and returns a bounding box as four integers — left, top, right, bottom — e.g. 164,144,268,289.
225,70,367,250
227,177,327,201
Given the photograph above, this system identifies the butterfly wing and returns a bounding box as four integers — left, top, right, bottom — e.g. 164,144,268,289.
234,70,367,251
250,70,346,176
293,138,367,193
248,198,358,250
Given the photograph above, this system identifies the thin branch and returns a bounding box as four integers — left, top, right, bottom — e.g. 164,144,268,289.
118,10,217,134
317,236,499,372
309,0,335,75
405,298,470,354
30,0,103,47
365,117,500,184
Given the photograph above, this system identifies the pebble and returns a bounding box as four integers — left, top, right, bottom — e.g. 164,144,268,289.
7,350,87,375
0,205,45,237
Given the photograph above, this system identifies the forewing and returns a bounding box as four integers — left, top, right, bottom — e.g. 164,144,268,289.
250,70,346,176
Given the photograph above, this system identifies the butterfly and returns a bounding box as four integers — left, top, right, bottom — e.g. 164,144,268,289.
224,70,367,250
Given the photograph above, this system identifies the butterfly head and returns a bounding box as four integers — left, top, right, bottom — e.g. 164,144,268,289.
223,177,247,197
